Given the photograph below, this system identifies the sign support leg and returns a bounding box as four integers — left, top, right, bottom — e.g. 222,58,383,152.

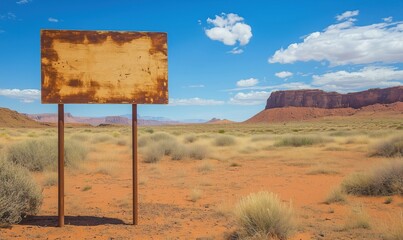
58,104,65,227
132,104,138,225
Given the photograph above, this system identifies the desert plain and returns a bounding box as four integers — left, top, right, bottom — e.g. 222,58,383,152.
0,106,402,240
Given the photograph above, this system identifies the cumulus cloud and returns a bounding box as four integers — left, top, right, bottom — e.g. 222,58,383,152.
229,91,271,105
269,11,403,66
312,66,403,91
205,13,252,54
236,78,259,87
48,17,59,23
0,88,40,103
275,71,293,78
336,10,359,21
169,97,224,106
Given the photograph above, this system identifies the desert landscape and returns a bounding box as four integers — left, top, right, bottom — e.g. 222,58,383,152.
1,87,402,239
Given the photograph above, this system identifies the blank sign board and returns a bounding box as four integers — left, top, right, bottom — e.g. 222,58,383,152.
41,30,168,104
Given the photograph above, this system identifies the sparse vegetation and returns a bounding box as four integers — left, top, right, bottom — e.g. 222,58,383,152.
187,144,208,160
344,205,371,230
42,172,58,186
341,161,403,196
382,212,403,240
184,134,197,143
197,161,213,173
275,135,329,147
142,143,165,163
370,135,403,157
234,191,295,240
6,138,88,171
171,145,188,160
82,185,92,191
190,189,202,202
0,156,42,227
214,135,236,146
324,188,346,204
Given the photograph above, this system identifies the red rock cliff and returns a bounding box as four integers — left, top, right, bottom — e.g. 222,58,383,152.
265,86,403,109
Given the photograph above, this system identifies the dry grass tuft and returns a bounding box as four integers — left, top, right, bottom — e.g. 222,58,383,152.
214,135,236,146
235,191,295,240
344,205,371,230
341,160,403,196
324,188,346,204
0,156,42,227
275,135,330,147
190,189,202,202
188,144,209,160
370,135,403,157
42,171,58,187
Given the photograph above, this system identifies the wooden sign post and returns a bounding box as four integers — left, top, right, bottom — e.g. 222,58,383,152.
41,30,168,227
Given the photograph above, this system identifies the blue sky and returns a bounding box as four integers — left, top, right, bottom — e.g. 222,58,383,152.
0,0,402,121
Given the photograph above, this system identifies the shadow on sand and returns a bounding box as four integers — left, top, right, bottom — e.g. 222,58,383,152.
19,215,128,227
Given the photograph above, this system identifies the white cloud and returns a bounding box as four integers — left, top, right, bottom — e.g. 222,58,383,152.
229,91,271,105
0,88,40,103
383,16,393,22
312,66,403,91
169,97,224,106
16,0,31,4
185,84,205,88
228,47,244,54
226,81,311,92
205,13,252,47
336,10,359,21
236,78,259,87
269,12,403,66
48,17,59,23
275,71,293,78
0,12,16,20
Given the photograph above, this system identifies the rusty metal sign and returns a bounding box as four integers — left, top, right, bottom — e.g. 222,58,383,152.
41,30,168,104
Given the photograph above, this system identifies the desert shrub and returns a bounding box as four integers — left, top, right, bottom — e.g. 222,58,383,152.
341,161,403,196
42,172,58,187
218,129,225,134
188,144,208,160
344,205,371,230
144,128,154,134
115,139,128,146
6,138,88,171
197,161,213,173
370,136,403,157
70,133,90,141
274,135,329,147
171,145,188,160
158,140,179,156
251,134,274,142
214,135,236,146
0,156,42,227
149,132,175,142
138,135,150,147
324,188,346,204
141,143,164,163
184,134,197,143
235,191,295,240
91,134,113,143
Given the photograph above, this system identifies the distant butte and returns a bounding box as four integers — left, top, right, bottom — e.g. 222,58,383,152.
265,86,403,109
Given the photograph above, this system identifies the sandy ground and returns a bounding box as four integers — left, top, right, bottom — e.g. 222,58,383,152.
1,125,403,239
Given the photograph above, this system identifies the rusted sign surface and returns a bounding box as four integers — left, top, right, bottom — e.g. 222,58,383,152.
41,30,168,104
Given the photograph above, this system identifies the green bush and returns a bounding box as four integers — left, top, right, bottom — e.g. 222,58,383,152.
0,156,43,227
341,161,403,196
370,136,403,157
275,135,328,147
7,138,88,171
235,191,295,239
214,135,236,146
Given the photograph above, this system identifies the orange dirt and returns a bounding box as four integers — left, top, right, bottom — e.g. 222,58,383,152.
1,140,402,239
